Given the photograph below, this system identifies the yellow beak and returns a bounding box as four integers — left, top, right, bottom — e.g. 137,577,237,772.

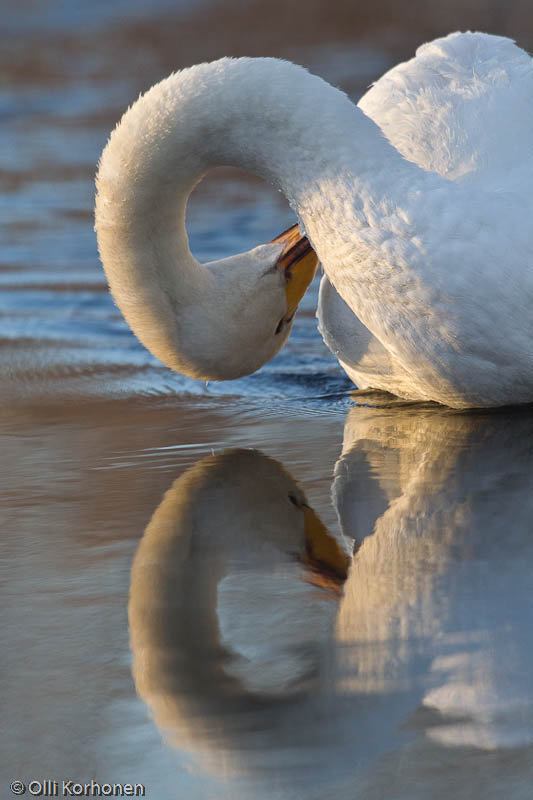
302,504,351,592
271,224,319,323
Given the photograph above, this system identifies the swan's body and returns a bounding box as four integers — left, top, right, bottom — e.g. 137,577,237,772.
96,32,533,408
318,32,533,406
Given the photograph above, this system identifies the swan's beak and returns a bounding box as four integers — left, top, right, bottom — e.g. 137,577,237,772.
271,224,319,322
302,504,351,592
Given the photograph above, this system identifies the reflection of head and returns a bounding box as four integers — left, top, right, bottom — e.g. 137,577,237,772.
128,449,348,774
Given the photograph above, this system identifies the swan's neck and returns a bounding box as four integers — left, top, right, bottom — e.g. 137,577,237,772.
95,58,415,374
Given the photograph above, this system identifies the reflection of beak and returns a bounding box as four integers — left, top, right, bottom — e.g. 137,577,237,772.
271,224,319,323
302,505,351,593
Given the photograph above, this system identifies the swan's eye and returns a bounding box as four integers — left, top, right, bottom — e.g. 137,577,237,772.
288,492,300,508
275,312,295,335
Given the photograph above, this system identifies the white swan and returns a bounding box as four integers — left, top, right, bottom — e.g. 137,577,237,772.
96,31,533,408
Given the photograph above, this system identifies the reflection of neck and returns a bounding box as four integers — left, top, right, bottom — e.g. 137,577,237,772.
128,452,329,744
95,58,422,368
128,476,270,725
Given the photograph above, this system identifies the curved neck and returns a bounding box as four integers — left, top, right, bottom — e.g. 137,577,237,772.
95,58,420,373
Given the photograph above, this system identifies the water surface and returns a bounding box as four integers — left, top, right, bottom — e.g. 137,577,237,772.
2,2,533,798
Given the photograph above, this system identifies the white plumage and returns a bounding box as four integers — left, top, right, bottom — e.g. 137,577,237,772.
318,32,533,407
96,32,533,408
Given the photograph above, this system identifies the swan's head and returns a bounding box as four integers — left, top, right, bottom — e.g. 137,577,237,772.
168,224,319,381
97,209,319,382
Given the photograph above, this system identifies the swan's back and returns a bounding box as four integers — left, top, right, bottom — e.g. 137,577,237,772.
318,31,533,406
360,32,533,185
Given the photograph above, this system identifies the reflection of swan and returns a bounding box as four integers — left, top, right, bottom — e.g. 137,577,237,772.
96,32,533,407
128,449,349,775
129,413,533,797
334,404,533,765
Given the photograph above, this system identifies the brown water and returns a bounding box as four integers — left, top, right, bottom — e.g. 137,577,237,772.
3,2,533,798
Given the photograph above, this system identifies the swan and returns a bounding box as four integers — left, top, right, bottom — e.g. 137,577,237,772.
96,31,533,408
